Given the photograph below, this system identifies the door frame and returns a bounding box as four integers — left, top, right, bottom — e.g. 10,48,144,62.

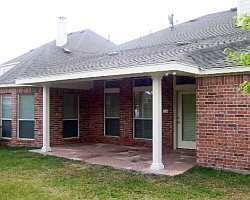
173,77,196,150
177,91,196,149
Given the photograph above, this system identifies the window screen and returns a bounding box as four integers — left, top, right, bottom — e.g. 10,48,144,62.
63,95,78,119
134,91,152,139
63,120,78,138
2,120,11,138
19,94,34,139
1,94,12,138
105,93,120,136
2,95,12,119
19,121,34,139
63,94,78,138
105,118,120,137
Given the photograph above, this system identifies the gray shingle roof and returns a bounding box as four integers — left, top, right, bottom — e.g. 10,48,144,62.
0,29,116,84
0,8,249,84
119,9,241,50
62,29,116,53
186,39,250,68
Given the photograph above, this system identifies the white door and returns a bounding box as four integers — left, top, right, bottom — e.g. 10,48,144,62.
177,91,196,149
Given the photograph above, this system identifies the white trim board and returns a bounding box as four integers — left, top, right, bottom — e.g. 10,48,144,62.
15,61,250,86
0,84,34,88
15,62,198,85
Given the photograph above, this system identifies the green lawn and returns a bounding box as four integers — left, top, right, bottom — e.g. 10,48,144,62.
0,146,249,200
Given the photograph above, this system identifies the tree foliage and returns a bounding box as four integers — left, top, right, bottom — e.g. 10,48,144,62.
223,14,250,94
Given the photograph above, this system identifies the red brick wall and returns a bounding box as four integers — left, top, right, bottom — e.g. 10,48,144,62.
50,88,88,145
86,80,105,143
196,75,250,173
163,77,174,150
0,87,89,147
0,87,43,147
0,77,174,151
2,75,249,173
86,77,174,150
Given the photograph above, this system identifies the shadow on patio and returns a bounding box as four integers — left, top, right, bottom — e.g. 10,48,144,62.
31,143,196,176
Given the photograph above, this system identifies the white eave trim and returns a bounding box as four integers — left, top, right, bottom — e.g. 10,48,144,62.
15,62,199,85
0,84,34,88
198,66,250,76
15,61,250,85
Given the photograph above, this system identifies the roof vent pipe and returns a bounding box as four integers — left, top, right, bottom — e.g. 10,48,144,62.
56,17,67,46
168,14,174,31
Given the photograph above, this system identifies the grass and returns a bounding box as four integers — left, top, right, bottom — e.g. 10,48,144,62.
0,146,249,200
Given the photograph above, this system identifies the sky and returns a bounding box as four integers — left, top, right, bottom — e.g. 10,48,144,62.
0,0,237,64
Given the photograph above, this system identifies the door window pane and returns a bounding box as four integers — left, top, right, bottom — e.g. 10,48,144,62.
182,94,196,141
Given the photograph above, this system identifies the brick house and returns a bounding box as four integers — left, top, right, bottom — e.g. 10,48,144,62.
0,3,249,173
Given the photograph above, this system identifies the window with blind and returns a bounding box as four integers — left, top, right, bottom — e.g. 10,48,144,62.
63,94,79,138
1,94,12,138
134,77,152,139
134,91,152,139
18,94,34,139
105,93,120,136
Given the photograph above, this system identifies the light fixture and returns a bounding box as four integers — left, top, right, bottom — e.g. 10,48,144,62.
165,71,177,76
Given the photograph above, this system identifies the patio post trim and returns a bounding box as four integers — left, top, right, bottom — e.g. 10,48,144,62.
41,85,51,152
150,73,164,170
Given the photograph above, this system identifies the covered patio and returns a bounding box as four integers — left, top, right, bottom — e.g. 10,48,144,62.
32,143,196,176
16,57,199,173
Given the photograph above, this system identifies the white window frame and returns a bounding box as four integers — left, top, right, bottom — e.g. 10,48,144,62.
18,94,35,140
133,83,153,140
104,87,120,137
0,94,12,139
62,94,79,139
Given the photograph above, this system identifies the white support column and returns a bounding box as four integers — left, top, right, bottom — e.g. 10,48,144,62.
150,73,164,170
41,86,51,152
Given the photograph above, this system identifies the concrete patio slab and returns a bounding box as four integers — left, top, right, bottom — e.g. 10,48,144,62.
31,143,196,176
